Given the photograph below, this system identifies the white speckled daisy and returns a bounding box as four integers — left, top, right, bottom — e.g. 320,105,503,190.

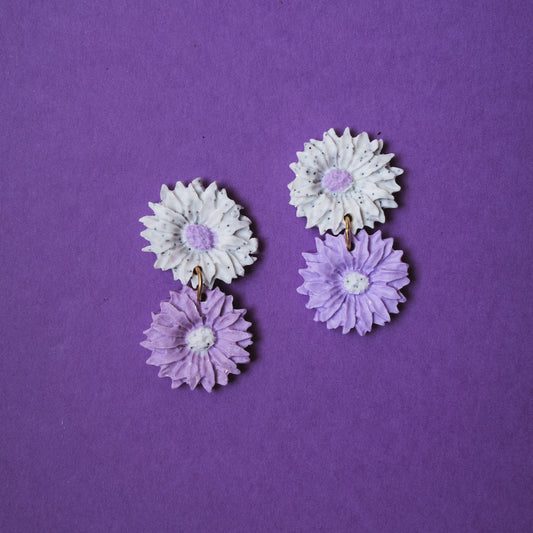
288,128,403,234
140,179,258,288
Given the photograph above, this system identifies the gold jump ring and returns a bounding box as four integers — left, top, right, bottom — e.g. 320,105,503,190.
344,215,351,251
194,265,203,302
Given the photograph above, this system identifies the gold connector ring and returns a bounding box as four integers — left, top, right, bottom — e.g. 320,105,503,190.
194,265,203,302
344,215,351,251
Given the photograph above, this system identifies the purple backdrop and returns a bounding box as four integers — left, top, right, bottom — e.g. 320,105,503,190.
1,1,532,531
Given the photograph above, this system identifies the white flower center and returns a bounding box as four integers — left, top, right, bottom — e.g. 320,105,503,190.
186,326,216,354
343,271,370,294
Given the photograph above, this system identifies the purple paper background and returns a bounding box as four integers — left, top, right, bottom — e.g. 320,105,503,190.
1,1,532,531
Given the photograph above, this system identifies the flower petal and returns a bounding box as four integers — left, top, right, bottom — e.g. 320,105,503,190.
217,328,252,343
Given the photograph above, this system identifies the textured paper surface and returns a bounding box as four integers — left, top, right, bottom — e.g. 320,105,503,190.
1,1,532,531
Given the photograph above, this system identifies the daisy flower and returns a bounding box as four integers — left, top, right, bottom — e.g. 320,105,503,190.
141,286,252,391
297,231,409,335
289,128,403,235
140,179,258,288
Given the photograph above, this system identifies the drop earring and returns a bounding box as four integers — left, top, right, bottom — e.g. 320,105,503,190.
288,128,409,335
140,179,258,391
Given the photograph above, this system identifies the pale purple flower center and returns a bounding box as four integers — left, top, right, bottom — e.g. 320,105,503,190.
343,271,370,294
186,326,216,354
185,224,215,251
322,169,353,192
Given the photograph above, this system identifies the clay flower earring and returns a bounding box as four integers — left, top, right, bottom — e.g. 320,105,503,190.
140,179,258,391
289,128,409,335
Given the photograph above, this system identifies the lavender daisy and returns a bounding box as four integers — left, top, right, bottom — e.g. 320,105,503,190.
297,231,409,335
141,286,252,391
